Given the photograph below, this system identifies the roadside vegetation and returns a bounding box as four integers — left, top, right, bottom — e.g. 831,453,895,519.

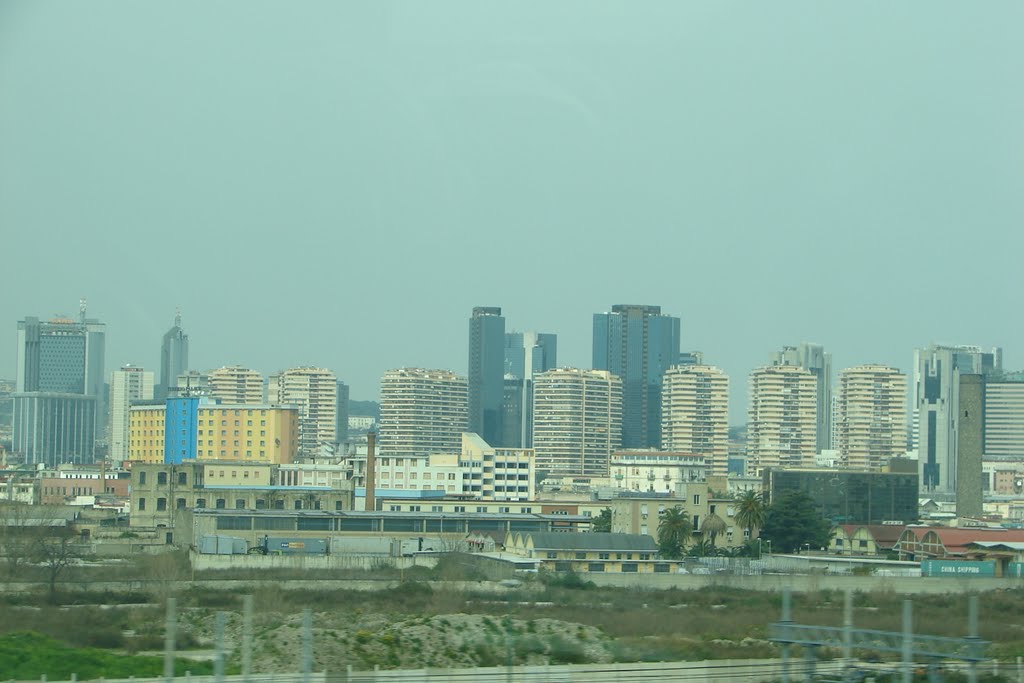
4,571,1024,675
0,632,214,680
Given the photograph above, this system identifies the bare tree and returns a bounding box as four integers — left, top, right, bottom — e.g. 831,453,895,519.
0,503,36,579
33,528,78,603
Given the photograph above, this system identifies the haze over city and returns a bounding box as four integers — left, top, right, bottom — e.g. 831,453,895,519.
2,2,1022,422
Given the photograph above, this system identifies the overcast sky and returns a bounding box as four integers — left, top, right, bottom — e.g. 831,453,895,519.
1,2,1022,423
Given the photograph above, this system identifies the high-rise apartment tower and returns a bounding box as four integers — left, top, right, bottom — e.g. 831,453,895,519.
835,364,906,470
661,364,730,476
532,368,622,477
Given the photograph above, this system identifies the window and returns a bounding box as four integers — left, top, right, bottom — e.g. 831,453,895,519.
157,472,168,485
196,498,206,508
294,500,303,510
587,562,605,572
622,563,639,573
216,498,226,509
156,498,167,511
236,499,246,509
598,552,610,560
546,551,557,559
454,506,466,512
137,497,146,511
138,471,147,485
574,552,587,560
693,494,701,506
178,472,187,485
390,505,401,511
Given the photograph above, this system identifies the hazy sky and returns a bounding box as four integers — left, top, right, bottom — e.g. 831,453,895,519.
2,2,1022,423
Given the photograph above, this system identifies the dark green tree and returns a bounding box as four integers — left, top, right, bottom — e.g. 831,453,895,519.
592,508,612,533
685,538,716,558
657,505,692,559
759,490,832,554
733,490,767,538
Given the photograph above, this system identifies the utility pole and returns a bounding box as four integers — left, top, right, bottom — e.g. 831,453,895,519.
163,598,177,683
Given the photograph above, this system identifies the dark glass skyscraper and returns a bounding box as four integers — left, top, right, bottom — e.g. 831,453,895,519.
158,311,189,400
593,304,680,449
504,331,557,447
468,307,505,446
14,304,106,464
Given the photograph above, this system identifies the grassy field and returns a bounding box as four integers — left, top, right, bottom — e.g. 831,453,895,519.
0,632,215,680
4,564,1024,675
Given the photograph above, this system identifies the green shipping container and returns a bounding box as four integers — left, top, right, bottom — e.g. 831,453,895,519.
921,560,996,578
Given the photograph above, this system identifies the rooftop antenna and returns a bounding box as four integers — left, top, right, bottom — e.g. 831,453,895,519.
79,298,87,324
174,306,182,328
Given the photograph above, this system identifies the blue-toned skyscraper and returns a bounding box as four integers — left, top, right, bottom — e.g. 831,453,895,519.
593,304,680,449
13,303,106,464
504,331,557,447
468,307,506,446
158,310,189,400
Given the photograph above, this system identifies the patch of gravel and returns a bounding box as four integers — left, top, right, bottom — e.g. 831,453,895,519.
185,610,614,673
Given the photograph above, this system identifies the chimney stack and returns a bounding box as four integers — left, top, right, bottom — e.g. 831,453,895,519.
365,431,376,512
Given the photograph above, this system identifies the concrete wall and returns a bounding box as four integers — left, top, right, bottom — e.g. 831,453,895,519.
191,553,438,572
18,658,846,683
585,572,1020,594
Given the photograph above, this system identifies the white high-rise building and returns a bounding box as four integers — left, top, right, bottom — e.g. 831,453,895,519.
108,365,154,464
379,368,468,457
747,364,817,475
770,343,833,452
209,366,264,405
836,365,907,470
984,376,1024,461
269,367,338,458
532,368,622,477
660,364,729,476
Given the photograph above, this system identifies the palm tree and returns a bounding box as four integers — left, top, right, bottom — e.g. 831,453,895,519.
657,505,693,559
701,512,727,548
734,490,767,539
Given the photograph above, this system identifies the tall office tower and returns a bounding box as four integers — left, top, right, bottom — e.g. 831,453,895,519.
379,368,468,457
915,344,1002,497
592,304,680,449
747,364,818,475
835,365,907,470
660,364,730,476
501,376,524,448
984,373,1024,461
14,304,106,464
468,307,506,446
770,343,833,452
208,366,264,405
335,380,350,445
532,368,622,477
108,365,154,464
504,331,557,447
269,367,338,458
157,311,189,399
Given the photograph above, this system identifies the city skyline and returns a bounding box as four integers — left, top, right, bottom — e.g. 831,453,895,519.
1,4,1021,427
1,301,1017,427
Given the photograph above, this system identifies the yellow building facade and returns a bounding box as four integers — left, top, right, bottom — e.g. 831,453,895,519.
128,404,299,464
128,405,166,464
